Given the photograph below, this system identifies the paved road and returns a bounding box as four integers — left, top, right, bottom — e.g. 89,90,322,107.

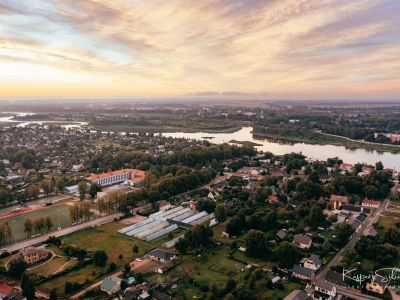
312,186,394,300
5,213,123,253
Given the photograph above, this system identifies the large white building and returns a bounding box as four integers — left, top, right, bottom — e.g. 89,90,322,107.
86,169,145,187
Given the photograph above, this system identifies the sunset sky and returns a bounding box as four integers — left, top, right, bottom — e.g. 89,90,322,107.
0,0,399,100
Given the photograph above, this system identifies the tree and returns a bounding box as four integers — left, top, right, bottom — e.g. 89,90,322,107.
132,244,139,254
78,182,88,201
275,241,300,268
21,272,36,300
196,198,216,213
375,161,384,171
8,259,27,279
245,229,270,258
45,216,53,232
214,204,226,222
384,227,400,245
93,250,108,266
226,216,243,237
89,183,101,199
49,289,57,300
333,223,354,247
175,237,189,254
308,205,326,229
24,219,33,237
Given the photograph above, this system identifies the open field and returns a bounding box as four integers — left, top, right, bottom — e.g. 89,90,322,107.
0,204,72,243
37,221,154,295
28,256,77,277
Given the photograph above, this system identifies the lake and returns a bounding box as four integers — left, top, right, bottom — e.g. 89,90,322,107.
162,127,400,169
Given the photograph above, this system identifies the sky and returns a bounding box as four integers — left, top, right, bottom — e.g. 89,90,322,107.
0,0,399,100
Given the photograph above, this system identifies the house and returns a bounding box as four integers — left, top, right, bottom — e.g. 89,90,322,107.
64,185,78,196
138,291,151,299
361,199,380,209
341,204,371,214
349,213,367,232
100,275,122,295
292,264,314,281
302,254,321,271
0,283,13,299
366,275,389,295
330,195,348,210
284,290,309,300
276,229,287,240
267,194,278,204
14,247,49,265
312,281,337,300
293,234,312,250
207,190,219,200
148,248,176,263
159,200,171,211
152,291,178,300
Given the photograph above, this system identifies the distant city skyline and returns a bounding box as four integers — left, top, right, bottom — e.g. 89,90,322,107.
0,0,399,100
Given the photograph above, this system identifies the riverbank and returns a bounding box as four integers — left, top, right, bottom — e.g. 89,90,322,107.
252,130,400,154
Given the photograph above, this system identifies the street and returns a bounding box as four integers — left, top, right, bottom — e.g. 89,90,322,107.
312,184,396,300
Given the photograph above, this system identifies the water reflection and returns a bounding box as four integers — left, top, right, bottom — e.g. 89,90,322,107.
162,127,400,169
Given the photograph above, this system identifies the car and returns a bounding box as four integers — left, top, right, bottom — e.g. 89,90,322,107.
135,258,142,262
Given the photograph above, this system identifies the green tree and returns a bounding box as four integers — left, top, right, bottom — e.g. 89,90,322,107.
24,219,33,237
196,198,216,213
21,272,36,300
214,204,226,222
245,229,270,258
78,182,88,201
275,241,300,268
93,250,108,266
8,259,27,279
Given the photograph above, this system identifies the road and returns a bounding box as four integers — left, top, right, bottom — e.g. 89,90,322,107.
315,130,400,149
5,213,123,253
313,191,392,300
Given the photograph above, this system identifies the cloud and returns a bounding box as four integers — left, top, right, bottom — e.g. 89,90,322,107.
0,0,399,99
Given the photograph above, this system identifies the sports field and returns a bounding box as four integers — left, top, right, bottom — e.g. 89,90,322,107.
0,204,72,244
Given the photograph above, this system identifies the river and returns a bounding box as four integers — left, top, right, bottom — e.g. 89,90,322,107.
0,112,87,129
162,127,400,169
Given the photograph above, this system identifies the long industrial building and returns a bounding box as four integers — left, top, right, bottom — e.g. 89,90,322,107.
118,206,216,242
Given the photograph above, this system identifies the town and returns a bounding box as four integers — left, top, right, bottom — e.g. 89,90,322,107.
0,120,400,300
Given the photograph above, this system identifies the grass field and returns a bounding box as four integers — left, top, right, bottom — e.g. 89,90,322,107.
37,221,154,295
29,256,77,277
0,204,72,243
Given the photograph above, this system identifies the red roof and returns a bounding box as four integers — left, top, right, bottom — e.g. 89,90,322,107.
0,284,13,297
362,199,380,206
340,163,353,167
86,169,144,181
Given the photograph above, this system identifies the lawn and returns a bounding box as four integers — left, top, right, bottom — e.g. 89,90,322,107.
29,256,77,277
37,221,154,295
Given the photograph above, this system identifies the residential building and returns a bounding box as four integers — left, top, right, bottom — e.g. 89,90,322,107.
302,254,321,271
276,229,287,240
159,200,171,211
330,195,348,210
148,248,176,263
312,281,337,300
293,234,312,250
292,264,314,281
100,275,122,295
0,283,13,299
284,290,309,300
14,247,49,265
349,213,367,232
361,199,380,208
